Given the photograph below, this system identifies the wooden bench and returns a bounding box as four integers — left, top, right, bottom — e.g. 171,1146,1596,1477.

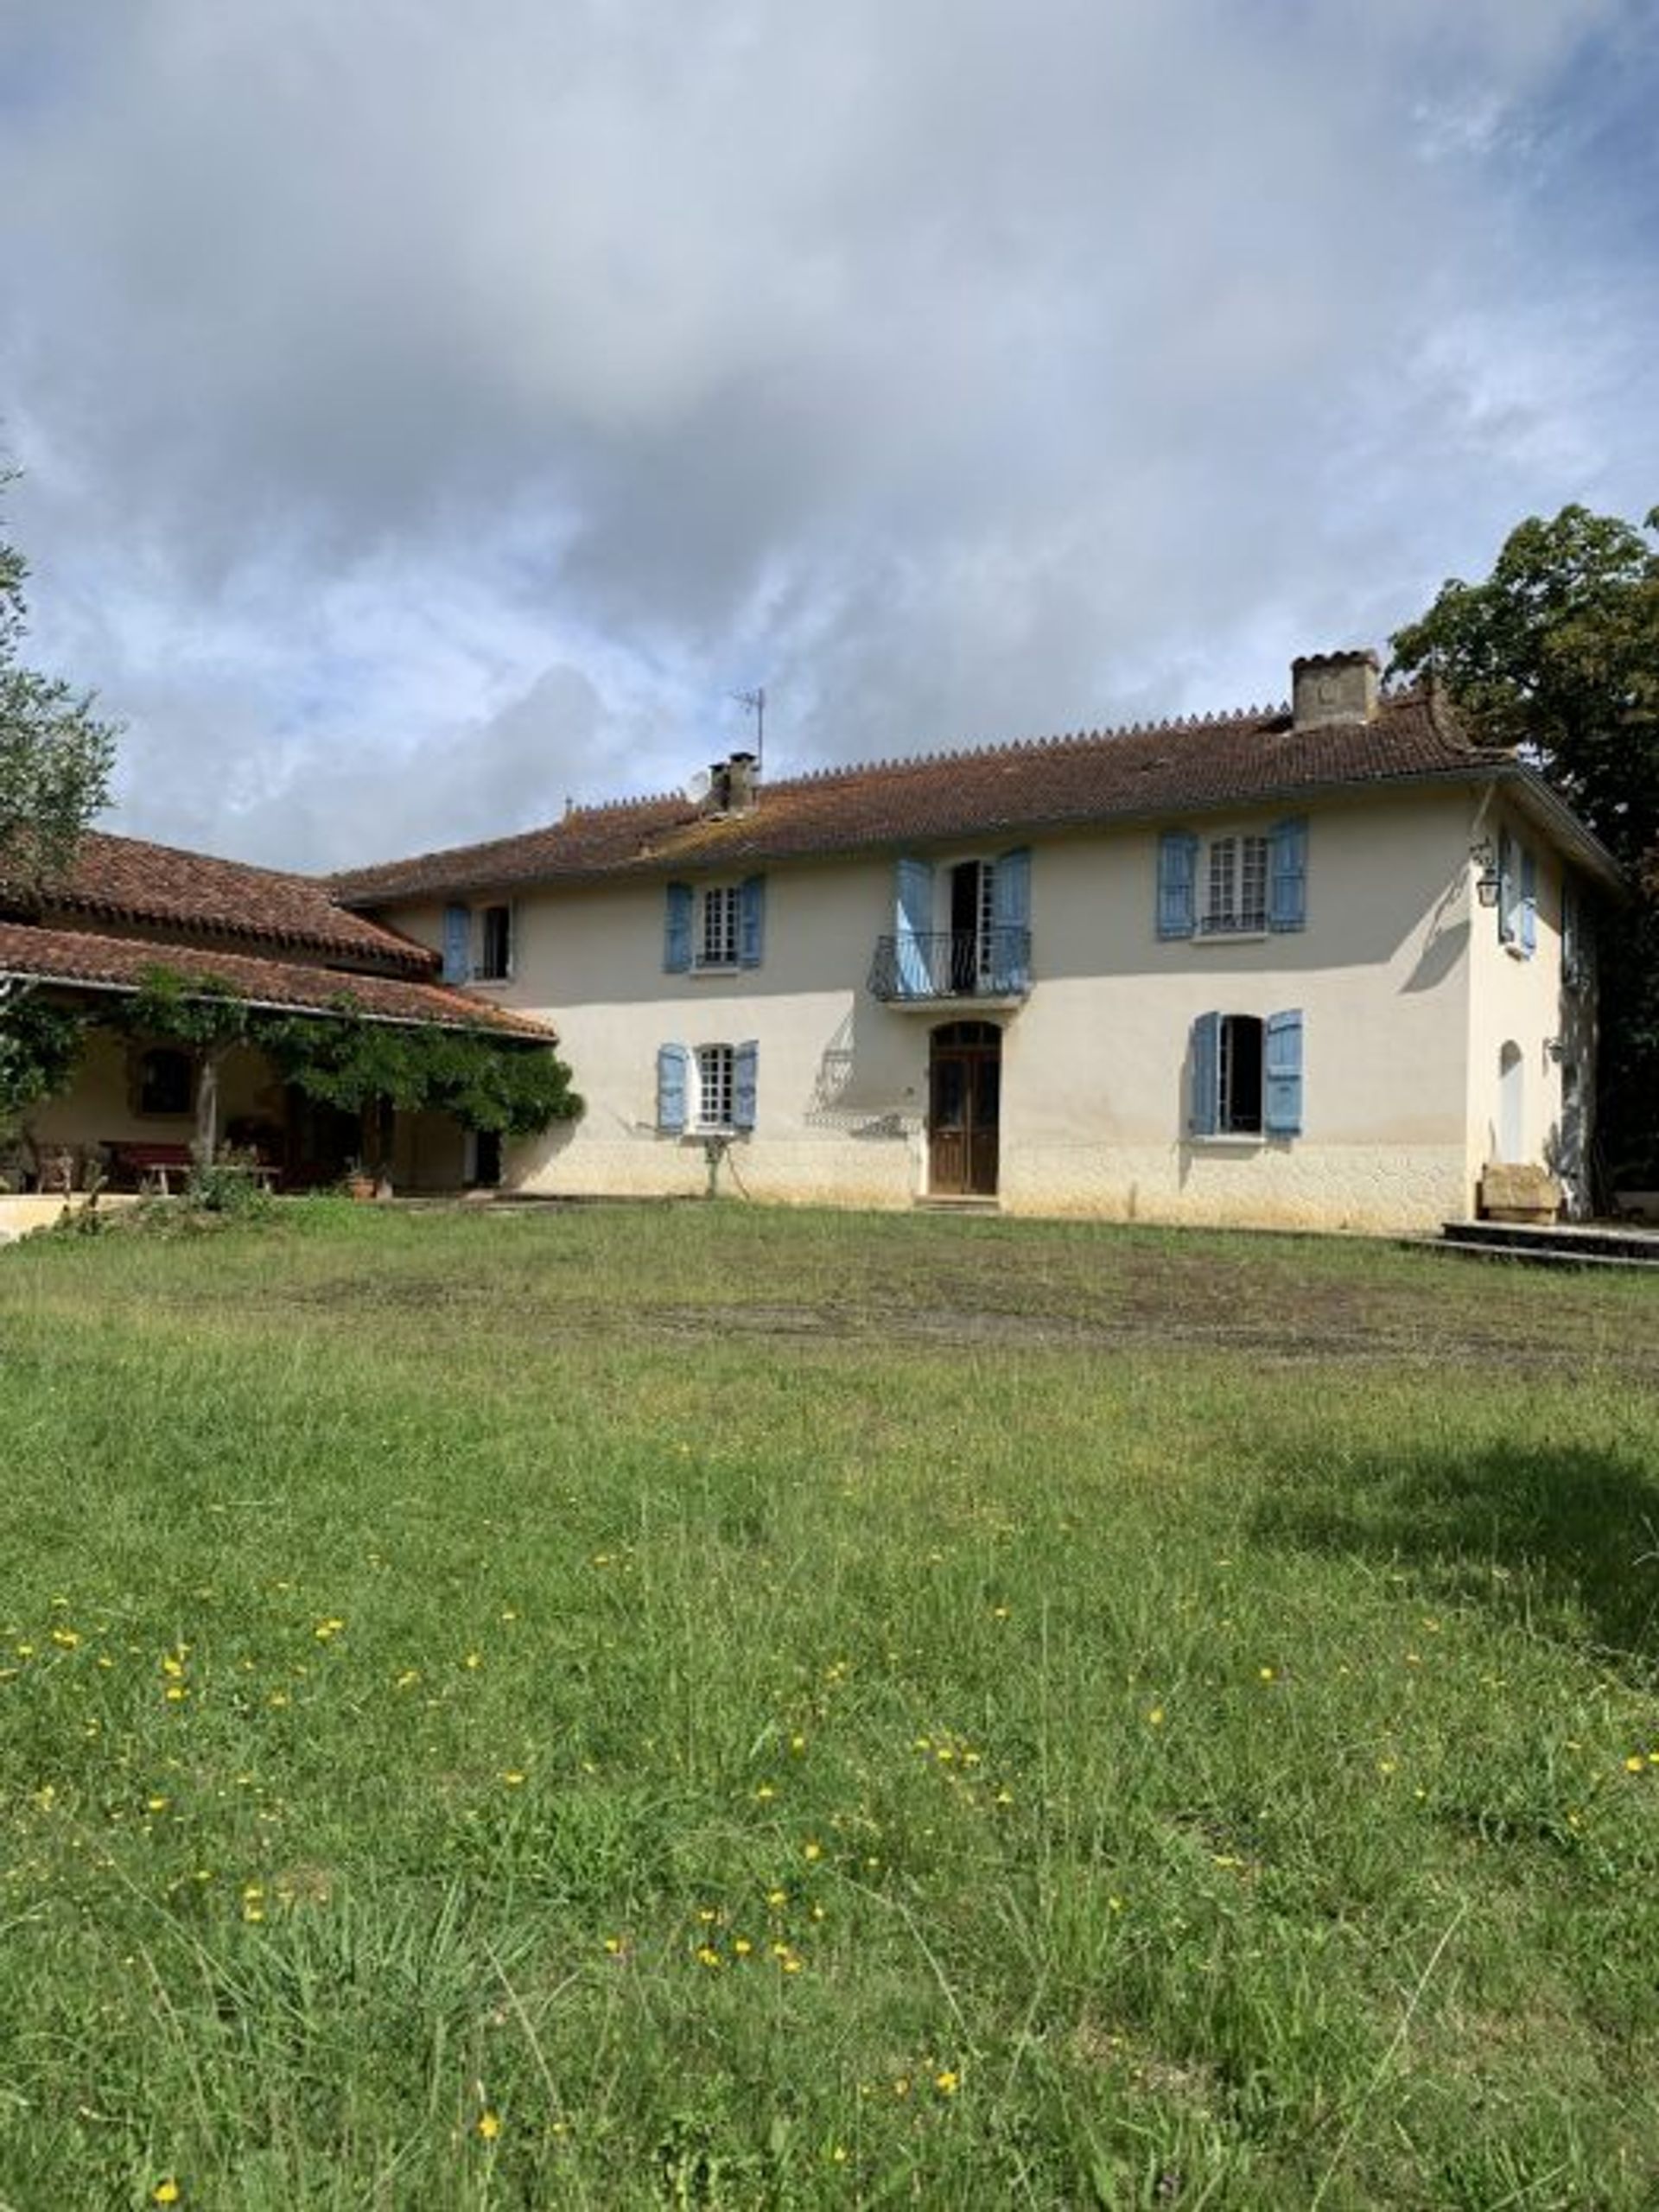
106,1142,194,1193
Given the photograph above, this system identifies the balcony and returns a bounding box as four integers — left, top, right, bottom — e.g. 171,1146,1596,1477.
868,927,1032,1006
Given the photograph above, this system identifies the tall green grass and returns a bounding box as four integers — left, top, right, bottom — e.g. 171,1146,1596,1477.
0,1202,1655,2208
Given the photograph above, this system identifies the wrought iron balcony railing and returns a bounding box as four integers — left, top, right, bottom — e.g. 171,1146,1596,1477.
868,927,1032,1003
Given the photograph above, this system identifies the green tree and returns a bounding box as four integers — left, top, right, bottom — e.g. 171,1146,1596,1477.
1389,503,1659,1182
0,982,88,1159
1,469,119,887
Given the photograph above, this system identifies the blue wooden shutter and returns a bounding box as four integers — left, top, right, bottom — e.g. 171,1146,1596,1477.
1264,1009,1304,1135
895,856,933,997
991,847,1032,991
739,875,766,968
656,1043,689,1134
1520,849,1537,956
1497,830,1516,944
1189,1012,1220,1135
1268,817,1307,932
1158,833,1198,938
442,903,472,984
664,881,694,972
733,1040,759,1131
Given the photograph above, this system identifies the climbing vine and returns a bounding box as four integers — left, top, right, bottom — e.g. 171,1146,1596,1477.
0,982,89,1139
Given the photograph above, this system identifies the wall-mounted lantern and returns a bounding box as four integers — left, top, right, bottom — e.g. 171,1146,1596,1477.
1470,839,1501,907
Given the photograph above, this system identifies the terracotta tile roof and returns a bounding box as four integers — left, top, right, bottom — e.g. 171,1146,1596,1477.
4,831,437,976
0,919,555,1036
331,687,1515,904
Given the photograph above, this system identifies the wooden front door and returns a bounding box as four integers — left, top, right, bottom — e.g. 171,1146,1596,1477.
929,1022,1001,1196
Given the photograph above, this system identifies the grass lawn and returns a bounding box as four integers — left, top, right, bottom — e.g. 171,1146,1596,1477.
2,1200,1656,2209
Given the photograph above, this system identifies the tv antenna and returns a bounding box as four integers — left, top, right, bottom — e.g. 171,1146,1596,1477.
730,685,766,773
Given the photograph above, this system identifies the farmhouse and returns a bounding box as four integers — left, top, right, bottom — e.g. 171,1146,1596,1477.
331,650,1623,1231
0,831,553,1193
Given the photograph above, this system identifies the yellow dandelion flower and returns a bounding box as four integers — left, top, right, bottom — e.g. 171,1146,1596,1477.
696,1945,721,1967
161,1656,184,1678
1625,1755,1645,1774
501,1770,526,1787
790,1733,806,1753
1258,1667,1276,1682
164,1686,188,1703
934,2069,960,2095
754,1783,775,1801
766,1888,787,1907
803,1840,822,1862
146,1795,169,1813
782,1955,804,1974
477,2109,501,2141
152,2183,181,2206
733,1936,753,1956
1147,1707,1165,1727
602,1936,624,1955
51,1627,80,1648
464,1653,482,1670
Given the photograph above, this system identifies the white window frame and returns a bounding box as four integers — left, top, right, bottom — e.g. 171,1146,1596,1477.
694,1043,736,1131
696,884,741,969
1199,833,1270,938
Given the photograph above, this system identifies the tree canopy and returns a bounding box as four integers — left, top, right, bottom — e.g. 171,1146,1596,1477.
1389,502,1659,1180
0,472,119,888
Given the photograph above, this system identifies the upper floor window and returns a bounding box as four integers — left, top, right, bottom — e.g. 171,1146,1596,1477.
442,899,513,985
1158,820,1306,940
664,877,766,972
1497,830,1537,958
1204,835,1269,936
476,904,512,982
699,884,741,969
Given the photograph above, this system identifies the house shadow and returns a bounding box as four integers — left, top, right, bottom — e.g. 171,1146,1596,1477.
1251,1442,1659,1677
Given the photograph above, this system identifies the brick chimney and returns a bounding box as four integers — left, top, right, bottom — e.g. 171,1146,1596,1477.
1292,649,1380,729
722,752,759,813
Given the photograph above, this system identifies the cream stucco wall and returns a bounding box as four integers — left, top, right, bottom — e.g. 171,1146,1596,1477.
377,785,1507,1230
1462,794,1595,1211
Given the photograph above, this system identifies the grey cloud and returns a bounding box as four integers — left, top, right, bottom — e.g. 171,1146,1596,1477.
1,1,1654,868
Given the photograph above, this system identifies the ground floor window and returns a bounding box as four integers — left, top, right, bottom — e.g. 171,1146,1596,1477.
1190,1009,1303,1137
137,1046,193,1116
657,1040,759,1134
696,1043,735,1130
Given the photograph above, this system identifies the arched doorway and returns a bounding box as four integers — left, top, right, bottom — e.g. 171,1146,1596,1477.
929,1020,1001,1196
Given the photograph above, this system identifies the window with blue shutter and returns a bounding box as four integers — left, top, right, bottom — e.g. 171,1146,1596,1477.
989,847,1031,992
1497,830,1516,945
1189,1012,1221,1135
1268,818,1307,931
442,903,472,984
733,1040,759,1131
656,1042,689,1134
664,882,694,972
1158,833,1198,938
1264,1009,1304,1135
739,876,766,968
895,856,934,996
1520,849,1537,957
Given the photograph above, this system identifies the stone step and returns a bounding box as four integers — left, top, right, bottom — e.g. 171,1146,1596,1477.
1437,1220,1659,1270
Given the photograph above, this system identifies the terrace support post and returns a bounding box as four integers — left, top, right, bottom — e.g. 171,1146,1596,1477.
361,1094,396,1199
193,1047,223,1170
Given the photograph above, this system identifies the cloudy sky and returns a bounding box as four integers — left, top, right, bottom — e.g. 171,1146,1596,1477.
2,2,1656,872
